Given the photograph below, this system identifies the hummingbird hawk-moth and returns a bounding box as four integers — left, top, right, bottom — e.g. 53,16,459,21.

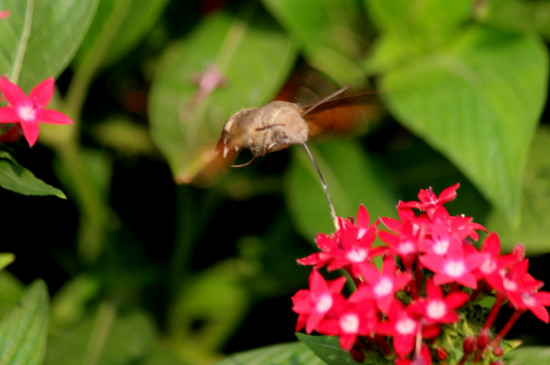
192,77,379,185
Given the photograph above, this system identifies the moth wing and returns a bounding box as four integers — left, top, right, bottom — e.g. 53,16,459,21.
303,93,380,139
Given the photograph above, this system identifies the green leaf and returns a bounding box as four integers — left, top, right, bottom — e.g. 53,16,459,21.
0,272,24,319
214,341,325,365
480,0,550,41
45,306,157,365
73,0,170,68
381,26,548,219
486,125,550,254
148,5,297,182
296,334,359,365
284,140,396,240
0,253,14,271
0,0,99,90
0,150,65,198
0,280,49,365
262,0,368,84
506,346,550,364
365,0,475,74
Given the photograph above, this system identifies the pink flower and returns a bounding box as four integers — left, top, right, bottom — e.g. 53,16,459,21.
291,270,347,333
0,77,73,146
354,257,412,313
513,290,550,323
0,10,9,19
419,239,484,289
316,294,378,351
376,301,420,358
398,183,460,219
410,279,469,324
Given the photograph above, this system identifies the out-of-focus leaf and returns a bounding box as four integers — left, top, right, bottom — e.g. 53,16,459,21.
45,307,157,365
73,0,170,68
0,150,66,198
214,341,324,365
0,0,98,90
262,0,367,84
50,275,100,328
169,259,250,363
91,117,156,156
486,126,550,254
0,280,49,365
381,26,548,219
506,346,550,364
365,0,475,74
0,253,14,271
149,5,297,182
480,0,550,41
285,139,396,240
296,334,360,365
0,272,23,319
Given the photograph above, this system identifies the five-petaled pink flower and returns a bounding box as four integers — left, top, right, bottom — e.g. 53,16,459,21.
0,77,73,146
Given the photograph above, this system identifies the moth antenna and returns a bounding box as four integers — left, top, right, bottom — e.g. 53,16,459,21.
232,156,257,168
301,142,339,231
301,85,352,117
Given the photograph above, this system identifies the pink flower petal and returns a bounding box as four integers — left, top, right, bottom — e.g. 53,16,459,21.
29,77,54,108
37,109,73,124
20,122,40,146
0,78,27,106
0,107,19,122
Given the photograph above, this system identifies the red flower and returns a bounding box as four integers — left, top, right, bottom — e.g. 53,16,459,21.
292,270,347,333
317,294,378,351
398,183,460,219
0,77,73,146
513,290,550,323
410,279,469,324
297,205,384,277
475,233,515,291
376,301,420,358
419,240,484,289
0,10,9,19
354,257,412,313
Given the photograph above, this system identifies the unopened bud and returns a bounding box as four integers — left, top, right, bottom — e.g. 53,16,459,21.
493,346,504,357
435,347,447,360
463,336,476,354
512,243,525,262
477,329,491,348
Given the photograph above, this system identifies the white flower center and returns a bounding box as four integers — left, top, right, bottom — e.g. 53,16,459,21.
396,317,416,335
444,260,465,277
374,277,393,297
315,294,333,313
347,248,367,263
340,313,359,334
480,258,496,274
426,300,447,319
433,238,450,255
399,241,415,255
357,227,367,240
503,278,517,292
521,293,536,307
17,105,36,121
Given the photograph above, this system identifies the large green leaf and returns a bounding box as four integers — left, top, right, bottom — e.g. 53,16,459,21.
296,334,360,365
148,4,297,182
506,346,550,364
365,0,475,74
0,280,49,365
72,0,170,69
486,125,550,254
381,25,548,218
44,307,157,365
262,0,367,84
0,0,98,90
214,341,324,365
284,140,396,241
0,150,65,198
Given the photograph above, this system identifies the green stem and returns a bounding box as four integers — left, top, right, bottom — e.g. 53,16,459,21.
10,0,33,83
83,301,117,365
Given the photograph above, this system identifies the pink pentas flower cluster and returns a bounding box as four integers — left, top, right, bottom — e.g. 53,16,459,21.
292,184,550,364
0,77,73,146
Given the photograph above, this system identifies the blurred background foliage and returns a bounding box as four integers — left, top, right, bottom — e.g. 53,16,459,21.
0,0,549,364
